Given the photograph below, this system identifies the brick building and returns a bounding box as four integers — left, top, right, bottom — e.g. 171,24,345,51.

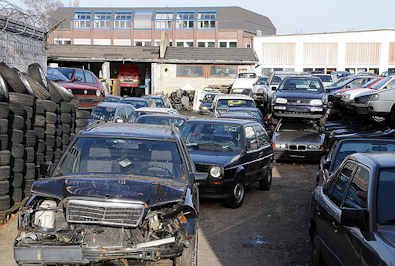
49,6,276,48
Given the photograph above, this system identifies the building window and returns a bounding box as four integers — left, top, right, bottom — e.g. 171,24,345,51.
54,39,71,45
169,41,173,47
197,42,205,48
154,40,161,47
134,10,152,29
210,65,237,78
94,11,112,29
219,42,227,48
229,42,237,48
176,65,204,77
186,41,194,47
176,42,184,47
114,11,132,29
73,11,91,29
176,11,194,30
198,11,216,29
155,12,173,30
207,42,215,48
134,40,151,47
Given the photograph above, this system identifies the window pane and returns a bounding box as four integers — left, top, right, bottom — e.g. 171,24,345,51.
210,66,237,78
343,167,369,209
327,162,356,206
207,42,215,48
219,42,227,48
85,72,96,83
176,42,184,47
197,42,205,48
186,42,194,47
245,126,257,150
74,70,85,82
176,65,204,77
229,42,237,48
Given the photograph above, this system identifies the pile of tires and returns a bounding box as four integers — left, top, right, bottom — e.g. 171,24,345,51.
0,63,78,211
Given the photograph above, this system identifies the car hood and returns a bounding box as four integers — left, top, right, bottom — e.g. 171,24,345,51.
378,226,395,248
189,149,240,167
345,88,375,97
31,176,185,207
273,131,324,144
275,90,324,100
57,81,97,89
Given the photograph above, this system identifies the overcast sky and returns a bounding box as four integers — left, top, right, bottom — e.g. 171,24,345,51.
12,0,395,34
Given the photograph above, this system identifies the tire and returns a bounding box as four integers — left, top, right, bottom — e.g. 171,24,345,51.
0,73,9,101
55,149,62,161
0,195,10,211
12,188,23,203
56,136,62,148
13,158,24,173
25,147,35,163
37,140,45,153
11,115,24,130
0,102,9,119
24,180,34,196
11,144,24,159
9,92,34,107
36,99,57,113
0,180,9,195
45,124,56,135
56,127,62,136
35,127,45,139
36,153,44,164
62,134,70,145
0,150,10,166
76,110,90,119
225,181,245,208
0,63,25,93
24,106,33,119
46,112,57,124
34,115,45,127
46,135,55,147
60,113,71,123
60,102,73,113
11,173,23,188
19,73,35,96
11,129,23,144
24,74,50,100
259,168,272,191
28,63,48,89
0,135,8,150
0,119,8,134
25,163,35,180
0,166,10,180
45,152,54,162
62,124,70,134
8,101,25,116
76,119,89,128
174,233,198,266
47,80,68,103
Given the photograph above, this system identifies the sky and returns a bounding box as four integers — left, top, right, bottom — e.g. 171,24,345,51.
11,0,395,34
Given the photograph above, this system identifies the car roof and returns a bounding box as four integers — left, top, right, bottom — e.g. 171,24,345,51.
282,75,320,80
225,107,261,111
136,113,186,119
185,117,255,126
218,112,258,120
96,102,134,109
215,94,254,101
122,97,148,102
272,71,310,75
349,153,395,169
105,95,122,99
80,122,177,140
135,107,175,113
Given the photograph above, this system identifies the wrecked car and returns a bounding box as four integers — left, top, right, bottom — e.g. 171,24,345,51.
14,123,205,265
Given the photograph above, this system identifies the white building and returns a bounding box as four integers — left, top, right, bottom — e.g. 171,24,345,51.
253,29,395,75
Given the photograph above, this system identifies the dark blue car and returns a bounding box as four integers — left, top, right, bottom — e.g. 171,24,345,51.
272,76,327,119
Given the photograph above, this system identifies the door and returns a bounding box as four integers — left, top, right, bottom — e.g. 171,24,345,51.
243,125,259,184
254,124,273,180
378,79,395,113
315,161,357,265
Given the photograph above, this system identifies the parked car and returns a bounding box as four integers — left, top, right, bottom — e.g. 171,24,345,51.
380,70,395,77
272,119,324,162
103,95,122,102
272,76,327,119
230,88,252,97
132,107,179,121
212,94,256,113
118,64,140,96
221,107,264,124
143,95,172,108
310,153,395,266
330,71,351,81
325,74,376,96
199,92,222,114
135,113,187,128
181,119,273,208
88,102,136,125
14,123,205,265
54,67,105,109
268,71,310,91
313,74,333,87
252,76,272,112
121,97,150,109
216,112,262,124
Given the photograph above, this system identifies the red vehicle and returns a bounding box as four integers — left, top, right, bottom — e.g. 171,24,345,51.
49,67,105,109
118,64,140,96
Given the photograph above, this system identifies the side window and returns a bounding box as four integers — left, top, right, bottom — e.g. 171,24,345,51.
125,107,134,120
74,69,86,82
343,166,369,209
254,124,270,147
326,161,356,206
245,126,258,151
85,71,96,83
387,80,395,89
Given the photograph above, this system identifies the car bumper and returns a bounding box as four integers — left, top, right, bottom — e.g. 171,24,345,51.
75,95,103,109
14,243,181,264
273,105,325,119
199,179,236,199
274,150,323,162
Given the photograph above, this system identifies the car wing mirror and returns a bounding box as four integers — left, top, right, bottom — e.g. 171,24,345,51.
193,172,208,183
341,208,369,232
40,162,54,178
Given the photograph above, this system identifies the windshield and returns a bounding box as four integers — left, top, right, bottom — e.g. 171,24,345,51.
47,68,70,82
90,106,116,121
377,168,395,224
278,78,323,93
54,137,185,180
217,99,255,109
370,77,391,90
315,75,332,82
136,116,185,127
122,100,148,109
150,98,165,108
181,122,242,152
334,77,353,88
331,76,349,86
256,77,268,85
58,68,75,80
238,73,256,78
232,88,252,96
334,142,395,170
271,76,282,85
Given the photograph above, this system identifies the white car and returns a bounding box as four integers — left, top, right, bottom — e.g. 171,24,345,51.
340,88,376,105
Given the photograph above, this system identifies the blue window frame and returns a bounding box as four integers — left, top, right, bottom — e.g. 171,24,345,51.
198,10,216,29
155,10,174,30
114,10,132,29
94,10,112,29
176,10,194,30
73,10,91,29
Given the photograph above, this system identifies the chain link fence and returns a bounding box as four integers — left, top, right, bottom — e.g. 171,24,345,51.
0,0,46,72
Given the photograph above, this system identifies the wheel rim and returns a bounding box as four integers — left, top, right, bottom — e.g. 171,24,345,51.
233,183,245,204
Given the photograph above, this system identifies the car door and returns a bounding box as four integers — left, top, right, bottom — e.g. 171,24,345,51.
253,124,273,180
314,161,357,265
378,79,395,113
243,125,260,184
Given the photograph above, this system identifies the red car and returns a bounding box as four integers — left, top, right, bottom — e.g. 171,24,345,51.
118,64,140,96
48,67,104,109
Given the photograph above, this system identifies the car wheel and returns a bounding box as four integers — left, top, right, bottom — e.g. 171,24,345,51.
28,63,48,89
225,181,245,208
174,233,197,266
259,168,272,191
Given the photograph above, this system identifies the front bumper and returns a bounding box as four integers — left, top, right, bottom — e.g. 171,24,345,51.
198,178,236,199
76,95,103,109
274,150,322,162
14,243,182,264
273,104,325,119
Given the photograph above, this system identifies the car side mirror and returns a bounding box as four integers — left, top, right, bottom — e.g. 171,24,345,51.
40,162,54,178
193,172,208,183
341,208,369,232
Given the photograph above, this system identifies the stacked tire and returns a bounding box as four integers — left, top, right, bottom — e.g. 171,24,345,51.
0,102,11,211
75,109,90,133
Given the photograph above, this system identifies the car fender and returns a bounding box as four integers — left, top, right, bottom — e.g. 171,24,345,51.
234,165,246,181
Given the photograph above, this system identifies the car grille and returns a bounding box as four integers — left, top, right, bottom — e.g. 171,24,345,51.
195,164,210,172
289,144,306,151
65,199,145,227
287,99,311,104
71,88,97,96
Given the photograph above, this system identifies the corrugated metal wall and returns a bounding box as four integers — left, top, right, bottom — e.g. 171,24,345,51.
262,43,295,65
346,43,381,65
303,43,337,66
389,43,395,65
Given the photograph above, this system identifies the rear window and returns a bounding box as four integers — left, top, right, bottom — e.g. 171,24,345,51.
217,99,255,109
256,77,268,85
122,100,148,109
278,78,323,93
90,106,116,121
271,76,282,85
238,73,256,78
315,75,332,82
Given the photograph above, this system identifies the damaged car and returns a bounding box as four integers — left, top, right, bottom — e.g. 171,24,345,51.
14,123,205,265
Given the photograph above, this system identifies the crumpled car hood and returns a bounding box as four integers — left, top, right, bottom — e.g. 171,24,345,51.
31,176,185,207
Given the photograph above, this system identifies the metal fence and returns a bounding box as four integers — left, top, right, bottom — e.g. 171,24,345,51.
0,0,46,71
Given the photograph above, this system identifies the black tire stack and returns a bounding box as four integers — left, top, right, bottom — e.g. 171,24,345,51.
75,109,90,133
0,101,11,211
